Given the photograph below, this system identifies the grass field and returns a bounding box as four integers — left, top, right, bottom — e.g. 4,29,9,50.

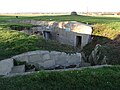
1,14,120,30
0,14,120,90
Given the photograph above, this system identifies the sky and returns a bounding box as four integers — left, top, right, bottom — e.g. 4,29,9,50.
0,0,120,13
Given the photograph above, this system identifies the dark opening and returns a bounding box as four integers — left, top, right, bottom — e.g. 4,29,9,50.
43,31,51,40
76,36,82,47
16,16,19,18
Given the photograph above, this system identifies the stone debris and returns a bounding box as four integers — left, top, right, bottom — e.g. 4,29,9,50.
88,44,107,65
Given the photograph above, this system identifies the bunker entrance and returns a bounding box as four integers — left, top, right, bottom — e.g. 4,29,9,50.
43,31,51,40
76,36,82,47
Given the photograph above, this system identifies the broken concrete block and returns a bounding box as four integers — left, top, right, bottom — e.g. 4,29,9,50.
0,59,13,75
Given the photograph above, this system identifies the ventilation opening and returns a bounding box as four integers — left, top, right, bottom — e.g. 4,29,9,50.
76,36,82,47
43,31,51,40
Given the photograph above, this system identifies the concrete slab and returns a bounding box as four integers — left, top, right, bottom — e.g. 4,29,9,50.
10,65,25,73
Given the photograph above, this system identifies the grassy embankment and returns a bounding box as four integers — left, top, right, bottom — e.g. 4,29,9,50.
0,66,120,90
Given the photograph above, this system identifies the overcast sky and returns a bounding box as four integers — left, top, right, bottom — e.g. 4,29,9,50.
0,0,120,13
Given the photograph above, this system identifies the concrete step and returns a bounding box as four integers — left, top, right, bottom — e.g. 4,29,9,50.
10,65,25,74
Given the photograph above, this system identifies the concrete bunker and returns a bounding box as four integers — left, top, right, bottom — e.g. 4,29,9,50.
10,20,93,48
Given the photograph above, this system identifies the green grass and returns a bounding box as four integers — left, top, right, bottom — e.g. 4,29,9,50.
1,15,120,30
0,16,15,21
0,66,120,90
82,23,120,64
0,22,35,30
